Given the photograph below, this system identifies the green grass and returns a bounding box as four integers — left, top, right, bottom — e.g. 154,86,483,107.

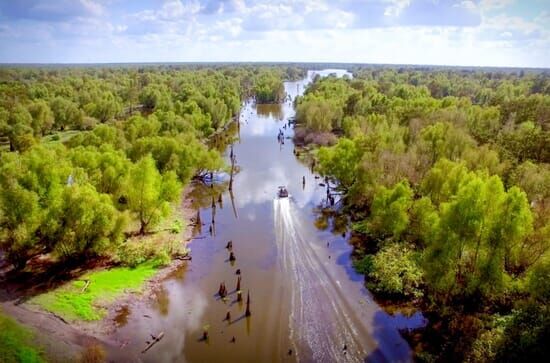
30,261,159,321
41,130,80,143
0,309,45,363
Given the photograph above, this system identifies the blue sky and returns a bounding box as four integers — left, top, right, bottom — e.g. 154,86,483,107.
0,0,549,67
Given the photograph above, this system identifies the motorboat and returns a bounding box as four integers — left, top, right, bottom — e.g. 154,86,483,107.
278,186,289,198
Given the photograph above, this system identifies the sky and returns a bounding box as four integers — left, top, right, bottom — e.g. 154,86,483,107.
0,0,549,67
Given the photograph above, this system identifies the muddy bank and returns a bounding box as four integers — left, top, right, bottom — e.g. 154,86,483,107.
0,186,198,362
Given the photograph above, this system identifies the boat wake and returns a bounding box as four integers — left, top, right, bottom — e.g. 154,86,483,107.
273,198,375,363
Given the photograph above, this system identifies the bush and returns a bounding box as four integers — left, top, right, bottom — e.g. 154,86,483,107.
493,304,550,362
171,220,183,234
116,238,187,268
116,242,149,268
367,242,423,298
353,254,374,275
152,250,171,268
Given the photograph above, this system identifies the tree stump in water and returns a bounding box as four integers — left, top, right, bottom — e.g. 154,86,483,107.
245,291,251,317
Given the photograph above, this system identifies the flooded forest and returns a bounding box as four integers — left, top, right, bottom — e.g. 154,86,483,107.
1,64,549,363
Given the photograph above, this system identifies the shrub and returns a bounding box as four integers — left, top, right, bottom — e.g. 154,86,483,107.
171,220,183,234
367,242,423,298
353,254,374,275
116,242,150,268
152,250,171,268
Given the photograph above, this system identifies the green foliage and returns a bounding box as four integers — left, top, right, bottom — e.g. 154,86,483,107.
296,98,343,132
492,304,550,362
317,138,361,190
85,91,122,122
51,184,126,259
352,254,373,275
423,171,533,299
0,65,270,272
50,96,83,130
419,121,474,165
366,243,423,298
115,237,187,268
139,84,173,111
367,181,413,239
28,100,54,136
30,262,158,321
253,72,285,103
0,309,45,363
171,220,183,234
126,155,180,234
527,258,550,302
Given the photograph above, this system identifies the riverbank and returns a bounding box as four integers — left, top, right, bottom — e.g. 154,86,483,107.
0,186,197,362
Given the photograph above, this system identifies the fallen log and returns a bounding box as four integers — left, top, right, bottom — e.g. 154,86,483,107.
81,280,90,293
142,331,164,353
174,255,192,261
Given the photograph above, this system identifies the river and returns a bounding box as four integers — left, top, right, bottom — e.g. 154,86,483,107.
111,70,425,363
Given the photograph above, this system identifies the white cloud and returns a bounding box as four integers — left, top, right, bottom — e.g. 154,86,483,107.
0,0,548,67
479,0,515,10
384,0,411,17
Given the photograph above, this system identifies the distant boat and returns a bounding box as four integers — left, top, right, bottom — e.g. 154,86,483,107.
278,186,289,198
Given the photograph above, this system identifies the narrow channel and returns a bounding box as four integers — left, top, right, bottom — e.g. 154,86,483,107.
111,70,425,362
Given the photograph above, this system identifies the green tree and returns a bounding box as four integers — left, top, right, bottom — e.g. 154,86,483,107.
52,184,126,259
126,156,180,234
317,138,361,190
0,181,43,269
28,100,54,136
366,181,413,239
423,173,533,299
86,92,122,122
50,97,83,130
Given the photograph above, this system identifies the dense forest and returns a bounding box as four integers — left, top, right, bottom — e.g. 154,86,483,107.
1,63,549,362
295,68,550,361
0,65,299,273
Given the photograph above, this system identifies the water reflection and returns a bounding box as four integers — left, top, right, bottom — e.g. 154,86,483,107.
114,305,130,328
112,70,422,363
154,286,170,316
255,103,284,120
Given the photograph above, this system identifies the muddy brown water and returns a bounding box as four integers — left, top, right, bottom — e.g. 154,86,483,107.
111,70,425,363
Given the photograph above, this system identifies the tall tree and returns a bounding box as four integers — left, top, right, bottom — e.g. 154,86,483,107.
126,155,180,234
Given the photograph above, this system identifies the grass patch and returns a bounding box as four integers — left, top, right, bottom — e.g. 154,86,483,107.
42,130,80,143
0,308,45,363
30,261,159,321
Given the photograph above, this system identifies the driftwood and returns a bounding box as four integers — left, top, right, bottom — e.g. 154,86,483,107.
142,331,164,353
81,280,90,293
174,255,192,261
50,312,69,325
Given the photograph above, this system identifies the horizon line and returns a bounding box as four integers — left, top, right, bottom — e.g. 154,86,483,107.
0,61,548,71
